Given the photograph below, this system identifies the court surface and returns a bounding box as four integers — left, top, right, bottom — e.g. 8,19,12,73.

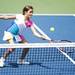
0,15,75,75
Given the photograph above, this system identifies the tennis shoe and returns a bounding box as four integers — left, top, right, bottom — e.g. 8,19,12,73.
17,60,30,65
0,57,5,67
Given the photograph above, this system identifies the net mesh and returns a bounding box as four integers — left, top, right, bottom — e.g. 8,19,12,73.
0,43,75,75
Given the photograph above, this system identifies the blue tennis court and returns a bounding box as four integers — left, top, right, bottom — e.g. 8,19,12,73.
0,15,75,75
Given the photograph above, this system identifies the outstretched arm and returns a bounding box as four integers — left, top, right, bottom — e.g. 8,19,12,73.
0,15,16,19
31,25,44,38
31,25,51,42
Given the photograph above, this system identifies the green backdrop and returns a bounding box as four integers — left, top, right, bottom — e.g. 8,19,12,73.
0,0,75,14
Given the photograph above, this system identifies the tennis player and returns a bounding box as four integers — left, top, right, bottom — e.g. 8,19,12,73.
0,5,50,67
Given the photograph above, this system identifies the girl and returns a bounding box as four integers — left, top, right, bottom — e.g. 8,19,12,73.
0,5,50,67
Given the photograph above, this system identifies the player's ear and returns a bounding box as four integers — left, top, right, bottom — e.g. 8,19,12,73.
24,11,28,15
23,11,26,15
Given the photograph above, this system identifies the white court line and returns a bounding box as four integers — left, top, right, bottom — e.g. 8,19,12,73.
0,13,75,16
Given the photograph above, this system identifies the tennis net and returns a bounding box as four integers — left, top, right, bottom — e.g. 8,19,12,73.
0,43,75,64
0,43,75,75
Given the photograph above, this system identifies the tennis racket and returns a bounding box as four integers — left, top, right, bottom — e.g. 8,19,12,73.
50,39,72,43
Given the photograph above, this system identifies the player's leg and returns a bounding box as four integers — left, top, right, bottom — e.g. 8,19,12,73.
0,39,15,67
18,36,30,64
19,47,29,64
0,32,15,67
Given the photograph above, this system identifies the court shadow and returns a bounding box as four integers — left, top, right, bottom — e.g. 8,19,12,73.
30,62,51,69
0,62,51,69
30,62,42,65
8,62,19,68
0,64,18,68
39,64,51,69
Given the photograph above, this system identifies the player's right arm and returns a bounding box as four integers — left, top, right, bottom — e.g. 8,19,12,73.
0,15,16,19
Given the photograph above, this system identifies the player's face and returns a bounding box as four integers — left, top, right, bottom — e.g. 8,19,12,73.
26,9,33,18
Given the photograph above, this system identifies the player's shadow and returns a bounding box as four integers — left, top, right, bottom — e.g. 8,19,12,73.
9,62,46,69
30,62,51,69
8,62,19,68
0,62,51,69
0,62,19,68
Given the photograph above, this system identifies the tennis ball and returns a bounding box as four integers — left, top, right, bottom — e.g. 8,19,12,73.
50,27,55,32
